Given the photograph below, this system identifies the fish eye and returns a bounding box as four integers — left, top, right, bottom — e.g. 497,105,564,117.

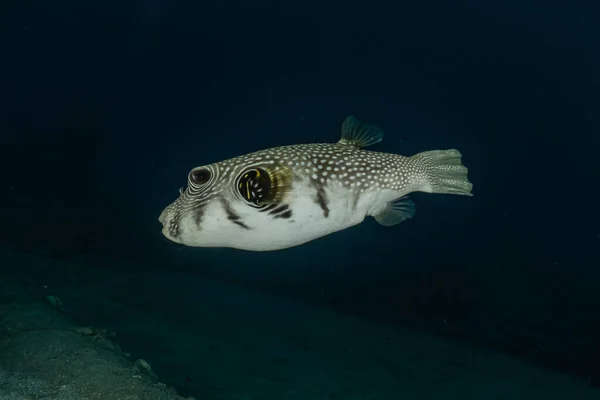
189,168,211,185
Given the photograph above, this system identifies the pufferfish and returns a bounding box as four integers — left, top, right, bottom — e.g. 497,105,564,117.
159,116,473,251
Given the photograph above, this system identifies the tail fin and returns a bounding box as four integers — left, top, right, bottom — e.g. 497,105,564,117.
411,149,473,196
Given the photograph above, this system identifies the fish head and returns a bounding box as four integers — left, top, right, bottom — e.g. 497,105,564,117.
158,156,293,249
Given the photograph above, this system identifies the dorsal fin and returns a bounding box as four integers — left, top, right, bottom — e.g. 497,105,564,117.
338,116,384,148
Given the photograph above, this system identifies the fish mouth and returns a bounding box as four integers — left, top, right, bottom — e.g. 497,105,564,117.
158,208,168,225
158,208,181,243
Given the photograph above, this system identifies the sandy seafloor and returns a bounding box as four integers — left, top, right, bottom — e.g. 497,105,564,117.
0,246,597,400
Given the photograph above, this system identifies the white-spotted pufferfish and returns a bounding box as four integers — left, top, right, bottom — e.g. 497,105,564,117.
159,116,473,251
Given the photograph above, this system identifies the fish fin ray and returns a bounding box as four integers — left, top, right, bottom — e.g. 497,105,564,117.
411,149,474,196
338,116,384,148
238,165,293,206
261,165,293,204
374,196,415,227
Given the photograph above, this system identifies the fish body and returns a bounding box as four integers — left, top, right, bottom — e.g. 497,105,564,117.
159,117,473,251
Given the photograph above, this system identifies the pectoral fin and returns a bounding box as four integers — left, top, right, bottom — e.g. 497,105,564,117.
374,196,415,226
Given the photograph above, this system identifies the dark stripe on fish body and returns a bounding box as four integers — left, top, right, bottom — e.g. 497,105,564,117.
315,187,330,218
193,208,205,230
169,225,182,240
220,199,251,230
274,210,293,219
232,219,250,229
269,205,289,215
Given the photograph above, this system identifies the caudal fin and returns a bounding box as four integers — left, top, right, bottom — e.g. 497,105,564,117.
411,149,473,196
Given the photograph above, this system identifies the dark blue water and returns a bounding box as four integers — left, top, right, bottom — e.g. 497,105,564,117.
2,0,599,396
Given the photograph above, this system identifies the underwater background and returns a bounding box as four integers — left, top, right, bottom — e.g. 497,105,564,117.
1,0,599,399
